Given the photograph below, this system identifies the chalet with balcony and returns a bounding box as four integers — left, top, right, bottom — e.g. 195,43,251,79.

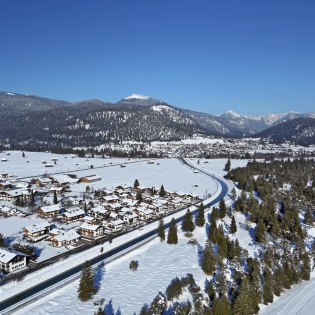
78,222,103,237
38,204,63,218
23,222,51,241
62,208,85,222
0,248,28,273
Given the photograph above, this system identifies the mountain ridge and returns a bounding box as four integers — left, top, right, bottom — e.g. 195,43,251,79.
0,91,314,148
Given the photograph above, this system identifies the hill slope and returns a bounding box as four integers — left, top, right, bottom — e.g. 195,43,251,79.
255,117,315,145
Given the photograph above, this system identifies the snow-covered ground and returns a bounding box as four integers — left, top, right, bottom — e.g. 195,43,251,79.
0,151,220,199
14,207,256,315
0,158,255,315
0,151,134,178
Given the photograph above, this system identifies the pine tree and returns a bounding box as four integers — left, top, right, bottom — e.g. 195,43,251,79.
230,216,237,234
182,210,195,233
233,277,259,315
158,219,165,242
196,203,205,227
300,252,311,281
224,156,231,172
231,188,237,201
136,190,143,202
207,281,216,302
209,221,218,243
139,304,150,315
255,219,266,243
134,179,140,189
219,199,227,219
210,207,218,225
30,189,34,203
263,267,274,304
53,190,58,204
0,233,5,247
78,261,96,301
213,295,230,315
201,241,216,275
167,218,178,244
159,185,166,197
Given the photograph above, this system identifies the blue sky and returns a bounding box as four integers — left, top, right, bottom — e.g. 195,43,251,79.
0,0,314,115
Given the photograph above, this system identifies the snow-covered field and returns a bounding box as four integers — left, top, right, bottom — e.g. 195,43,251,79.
0,154,253,314
0,151,222,198
0,157,252,315
15,208,255,315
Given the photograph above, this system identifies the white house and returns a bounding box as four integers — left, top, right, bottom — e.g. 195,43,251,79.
78,222,103,237
0,248,28,273
109,219,124,232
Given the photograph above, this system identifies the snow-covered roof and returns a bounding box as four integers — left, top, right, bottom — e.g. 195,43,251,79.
52,230,80,242
91,206,107,214
80,222,101,231
139,208,154,215
0,247,26,263
111,219,124,226
63,208,85,218
2,189,28,197
104,195,119,201
83,216,95,222
24,222,50,233
124,213,138,219
119,207,131,213
41,204,62,213
1,206,11,213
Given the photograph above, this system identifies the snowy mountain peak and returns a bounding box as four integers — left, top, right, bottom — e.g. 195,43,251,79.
117,93,166,106
123,93,152,101
220,110,242,118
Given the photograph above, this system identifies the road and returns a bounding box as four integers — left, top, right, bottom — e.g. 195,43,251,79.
0,158,231,314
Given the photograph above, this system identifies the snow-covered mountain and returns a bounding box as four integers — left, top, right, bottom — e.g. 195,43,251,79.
255,117,315,146
117,93,166,106
0,90,314,148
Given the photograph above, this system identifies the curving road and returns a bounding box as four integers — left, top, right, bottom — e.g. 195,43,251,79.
0,158,231,314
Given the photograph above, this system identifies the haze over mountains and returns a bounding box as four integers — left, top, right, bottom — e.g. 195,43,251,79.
0,91,314,149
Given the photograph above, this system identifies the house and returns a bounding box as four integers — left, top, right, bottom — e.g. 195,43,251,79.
136,207,154,220
122,213,138,225
80,175,102,183
103,195,119,203
78,222,103,237
49,229,81,247
109,219,124,232
0,206,15,216
0,189,29,201
0,247,28,273
38,204,63,218
49,186,65,195
62,208,85,222
0,172,9,179
83,215,97,224
23,222,50,240
0,181,13,190
89,206,108,219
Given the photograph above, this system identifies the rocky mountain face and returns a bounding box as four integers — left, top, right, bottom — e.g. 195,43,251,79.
0,91,314,149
